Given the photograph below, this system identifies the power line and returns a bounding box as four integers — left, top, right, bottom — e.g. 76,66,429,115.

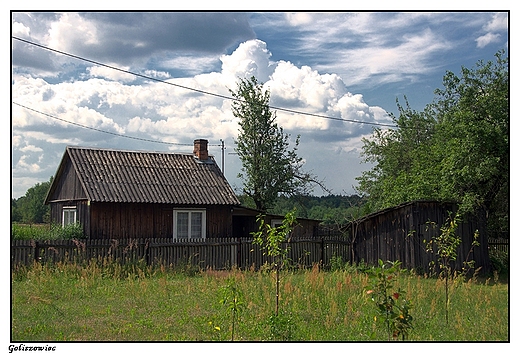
12,102,195,146
12,36,398,129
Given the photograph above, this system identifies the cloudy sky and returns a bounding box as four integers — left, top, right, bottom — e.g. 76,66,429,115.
10,10,509,199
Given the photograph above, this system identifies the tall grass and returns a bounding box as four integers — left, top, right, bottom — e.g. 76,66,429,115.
11,262,508,341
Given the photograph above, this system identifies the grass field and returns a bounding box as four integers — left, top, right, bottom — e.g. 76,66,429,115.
11,261,509,342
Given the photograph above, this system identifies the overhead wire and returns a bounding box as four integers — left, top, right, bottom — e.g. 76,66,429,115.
12,102,196,146
12,36,398,130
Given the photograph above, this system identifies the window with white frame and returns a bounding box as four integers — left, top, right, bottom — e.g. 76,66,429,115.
271,219,283,228
173,209,206,239
62,206,77,227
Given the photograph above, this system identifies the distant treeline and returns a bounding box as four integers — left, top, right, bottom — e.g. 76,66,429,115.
11,177,53,224
238,194,369,225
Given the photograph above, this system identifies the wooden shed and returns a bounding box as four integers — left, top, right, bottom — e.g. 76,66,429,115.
232,206,321,239
44,140,241,240
346,200,490,274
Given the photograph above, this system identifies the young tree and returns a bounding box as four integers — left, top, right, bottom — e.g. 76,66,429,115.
231,76,317,212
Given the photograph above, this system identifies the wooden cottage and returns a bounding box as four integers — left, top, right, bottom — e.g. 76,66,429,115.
44,140,322,241
346,200,491,273
44,140,241,239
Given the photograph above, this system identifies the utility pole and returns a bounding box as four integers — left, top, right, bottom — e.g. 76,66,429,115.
220,139,225,176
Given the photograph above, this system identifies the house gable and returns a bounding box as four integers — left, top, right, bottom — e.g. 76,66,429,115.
45,152,88,203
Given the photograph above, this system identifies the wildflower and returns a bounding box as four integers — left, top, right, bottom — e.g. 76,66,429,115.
366,290,374,295
393,292,400,299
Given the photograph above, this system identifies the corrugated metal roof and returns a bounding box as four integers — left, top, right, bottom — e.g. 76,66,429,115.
65,146,240,205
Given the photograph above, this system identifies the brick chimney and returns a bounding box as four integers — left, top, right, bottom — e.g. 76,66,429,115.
193,139,209,160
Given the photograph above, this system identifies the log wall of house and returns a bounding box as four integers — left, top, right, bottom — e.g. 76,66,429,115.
88,203,233,239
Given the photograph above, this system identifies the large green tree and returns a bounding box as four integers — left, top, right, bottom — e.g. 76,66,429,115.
13,177,53,223
231,76,317,212
356,51,508,236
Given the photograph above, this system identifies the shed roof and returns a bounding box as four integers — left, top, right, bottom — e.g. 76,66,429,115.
46,146,240,205
344,200,457,230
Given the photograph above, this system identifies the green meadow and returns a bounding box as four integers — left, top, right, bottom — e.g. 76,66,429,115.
11,261,508,342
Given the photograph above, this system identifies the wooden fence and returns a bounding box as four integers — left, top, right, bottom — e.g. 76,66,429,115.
488,238,509,254
11,237,352,270
12,236,505,271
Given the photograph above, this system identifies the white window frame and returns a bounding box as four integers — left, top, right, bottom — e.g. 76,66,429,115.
173,209,206,240
271,219,284,228
62,206,77,227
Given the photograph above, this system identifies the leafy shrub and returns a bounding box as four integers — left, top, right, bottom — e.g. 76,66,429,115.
488,247,508,274
12,223,85,240
52,222,84,239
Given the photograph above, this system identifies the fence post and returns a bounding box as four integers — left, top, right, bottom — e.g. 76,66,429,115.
145,240,150,266
34,241,40,263
237,237,242,269
321,237,325,266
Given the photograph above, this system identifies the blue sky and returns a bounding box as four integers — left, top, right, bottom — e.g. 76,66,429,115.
10,10,509,199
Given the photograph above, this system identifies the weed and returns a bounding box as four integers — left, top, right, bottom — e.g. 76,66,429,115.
267,310,294,341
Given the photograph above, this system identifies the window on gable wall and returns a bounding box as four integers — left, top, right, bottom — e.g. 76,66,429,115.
62,206,77,227
271,219,283,228
173,209,206,240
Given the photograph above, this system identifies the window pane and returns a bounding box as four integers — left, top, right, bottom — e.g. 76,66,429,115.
177,212,189,238
63,209,77,226
191,212,202,238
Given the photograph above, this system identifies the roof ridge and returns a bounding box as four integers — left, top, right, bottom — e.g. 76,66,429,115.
66,145,217,158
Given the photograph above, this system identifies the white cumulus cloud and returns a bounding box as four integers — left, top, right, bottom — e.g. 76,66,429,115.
12,37,392,198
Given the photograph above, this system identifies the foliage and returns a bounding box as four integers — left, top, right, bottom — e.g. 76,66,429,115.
238,193,368,225
12,222,85,240
267,310,294,341
356,50,509,235
366,260,413,341
218,276,245,341
12,177,53,224
488,246,509,275
230,76,319,212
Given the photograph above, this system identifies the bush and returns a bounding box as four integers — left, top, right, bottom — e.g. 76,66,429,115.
488,247,508,275
52,222,84,239
12,223,85,240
